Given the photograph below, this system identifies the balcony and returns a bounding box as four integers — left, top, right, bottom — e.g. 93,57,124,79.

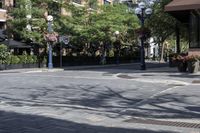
0,9,7,22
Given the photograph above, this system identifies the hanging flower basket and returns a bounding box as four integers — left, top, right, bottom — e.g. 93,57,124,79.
45,32,58,42
135,27,151,39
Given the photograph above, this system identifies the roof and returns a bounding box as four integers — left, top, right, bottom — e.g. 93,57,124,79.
1,40,32,48
165,0,200,11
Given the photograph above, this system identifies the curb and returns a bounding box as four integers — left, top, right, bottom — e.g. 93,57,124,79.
23,68,64,73
0,68,64,74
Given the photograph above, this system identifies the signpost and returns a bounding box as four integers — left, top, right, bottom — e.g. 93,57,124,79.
59,35,69,67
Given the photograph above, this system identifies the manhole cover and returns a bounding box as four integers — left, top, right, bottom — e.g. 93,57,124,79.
124,118,200,129
168,84,185,87
192,80,200,84
117,74,137,79
142,74,155,76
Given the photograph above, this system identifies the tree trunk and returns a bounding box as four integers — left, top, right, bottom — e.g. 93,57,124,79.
160,42,165,62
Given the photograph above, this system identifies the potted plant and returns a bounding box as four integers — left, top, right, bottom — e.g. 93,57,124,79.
186,55,199,73
173,54,187,72
169,53,178,67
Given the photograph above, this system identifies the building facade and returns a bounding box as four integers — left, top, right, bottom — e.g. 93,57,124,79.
165,0,200,55
0,0,15,29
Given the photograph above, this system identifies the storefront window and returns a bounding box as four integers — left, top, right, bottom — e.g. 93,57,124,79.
190,12,200,48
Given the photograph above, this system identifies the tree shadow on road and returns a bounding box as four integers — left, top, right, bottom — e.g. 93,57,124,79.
122,93,200,119
1,84,200,120
0,110,178,133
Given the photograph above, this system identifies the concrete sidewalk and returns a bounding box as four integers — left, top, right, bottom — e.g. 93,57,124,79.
0,61,168,73
0,68,64,73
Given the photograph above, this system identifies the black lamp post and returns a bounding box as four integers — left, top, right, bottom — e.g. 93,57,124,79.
135,2,153,70
114,31,120,64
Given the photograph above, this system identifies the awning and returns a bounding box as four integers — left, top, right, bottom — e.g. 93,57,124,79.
1,39,32,48
165,0,200,12
164,0,200,23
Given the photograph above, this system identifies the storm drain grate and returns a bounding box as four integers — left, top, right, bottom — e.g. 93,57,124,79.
124,118,200,129
117,74,137,79
192,80,200,84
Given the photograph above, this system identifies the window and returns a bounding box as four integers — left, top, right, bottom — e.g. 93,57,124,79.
190,12,200,48
0,0,3,8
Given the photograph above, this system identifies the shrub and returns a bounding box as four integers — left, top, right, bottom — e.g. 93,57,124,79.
32,55,38,63
0,44,9,64
27,55,34,64
18,55,28,64
10,55,20,64
108,49,114,57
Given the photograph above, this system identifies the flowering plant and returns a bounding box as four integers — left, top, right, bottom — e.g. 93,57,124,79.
172,54,187,63
45,32,58,42
135,27,151,39
185,55,200,62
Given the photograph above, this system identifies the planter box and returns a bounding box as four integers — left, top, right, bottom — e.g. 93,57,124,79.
169,57,178,67
188,61,199,73
23,63,38,68
177,62,187,72
6,63,39,70
0,64,6,70
6,64,23,69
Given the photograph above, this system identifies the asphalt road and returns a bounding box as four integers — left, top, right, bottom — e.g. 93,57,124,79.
0,66,200,133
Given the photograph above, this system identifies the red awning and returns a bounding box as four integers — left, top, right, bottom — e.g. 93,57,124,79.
165,0,200,11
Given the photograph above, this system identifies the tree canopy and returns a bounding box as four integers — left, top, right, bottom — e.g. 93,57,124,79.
8,0,139,50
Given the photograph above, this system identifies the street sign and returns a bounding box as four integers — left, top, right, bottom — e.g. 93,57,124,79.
59,35,69,45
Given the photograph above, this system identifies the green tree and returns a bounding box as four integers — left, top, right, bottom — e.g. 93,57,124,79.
146,0,189,61
8,0,53,45
55,3,139,59
146,0,176,60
